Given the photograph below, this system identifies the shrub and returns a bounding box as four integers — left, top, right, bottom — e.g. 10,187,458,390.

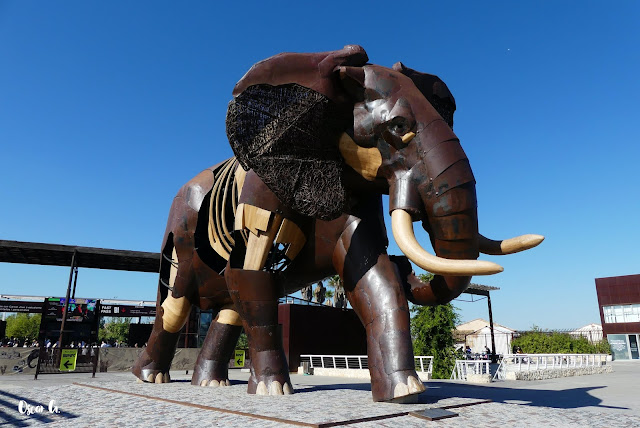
410,302,459,379
512,330,611,354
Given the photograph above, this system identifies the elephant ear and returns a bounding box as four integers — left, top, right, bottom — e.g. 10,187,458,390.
227,83,351,220
392,62,456,128
226,47,368,221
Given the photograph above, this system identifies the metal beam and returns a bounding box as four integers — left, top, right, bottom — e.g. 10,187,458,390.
0,240,160,272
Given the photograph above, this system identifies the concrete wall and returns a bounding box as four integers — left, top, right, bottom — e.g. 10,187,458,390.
0,347,229,375
506,365,613,380
97,347,202,372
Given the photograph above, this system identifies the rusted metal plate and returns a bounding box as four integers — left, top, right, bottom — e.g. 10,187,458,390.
409,408,458,421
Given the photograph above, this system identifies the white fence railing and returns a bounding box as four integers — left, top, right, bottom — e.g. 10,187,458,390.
493,353,609,381
299,355,433,374
450,359,491,380
414,356,434,374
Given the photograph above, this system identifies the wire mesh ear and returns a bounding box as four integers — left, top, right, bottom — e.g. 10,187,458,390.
226,83,350,220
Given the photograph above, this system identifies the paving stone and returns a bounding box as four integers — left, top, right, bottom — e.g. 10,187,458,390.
1,362,639,427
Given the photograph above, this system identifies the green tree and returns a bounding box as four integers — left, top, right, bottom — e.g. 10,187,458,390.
98,317,131,345
5,313,41,340
236,331,248,350
410,273,459,379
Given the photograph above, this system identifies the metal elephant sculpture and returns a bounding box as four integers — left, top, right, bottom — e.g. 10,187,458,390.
132,45,543,402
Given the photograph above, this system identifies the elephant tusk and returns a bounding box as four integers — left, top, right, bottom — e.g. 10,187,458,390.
401,132,416,144
391,209,504,276
478,233,545,255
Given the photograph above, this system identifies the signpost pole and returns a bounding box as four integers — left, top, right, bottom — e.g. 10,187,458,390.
34,347,44,380
58,250,77,348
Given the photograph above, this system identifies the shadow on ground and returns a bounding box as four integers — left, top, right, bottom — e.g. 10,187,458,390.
294,381,627,410
426,381,627,410
0,389,78,427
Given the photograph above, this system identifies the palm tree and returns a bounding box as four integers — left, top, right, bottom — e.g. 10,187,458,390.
327,275,347,308
325,289,334,306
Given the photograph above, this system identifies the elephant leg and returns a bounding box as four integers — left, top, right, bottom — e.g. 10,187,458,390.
191,305,243,387
132,246,194,383
334,219,425,402
225,267,293,395
221,172,306,395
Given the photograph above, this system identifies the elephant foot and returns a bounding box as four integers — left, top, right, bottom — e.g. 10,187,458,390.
191,359,232,387
247,350,294,396
372,370,425,402
132,349,171,384
191,321,243,387
197,378,231,387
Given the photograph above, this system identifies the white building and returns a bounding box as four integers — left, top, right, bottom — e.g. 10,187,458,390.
455,318,516,356
570,323,603,343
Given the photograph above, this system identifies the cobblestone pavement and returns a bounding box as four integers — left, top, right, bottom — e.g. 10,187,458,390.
1,362,638,427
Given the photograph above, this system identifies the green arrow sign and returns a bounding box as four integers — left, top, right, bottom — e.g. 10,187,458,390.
234,350,245,368
59,349,78,371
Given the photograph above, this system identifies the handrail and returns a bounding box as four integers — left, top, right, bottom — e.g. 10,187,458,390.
414,356,434,374
299,354,433,374
493,353,609,381
278,295,326,307
450,359,491,381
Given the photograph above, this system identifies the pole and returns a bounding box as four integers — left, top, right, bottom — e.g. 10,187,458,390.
58,250,77,348
487,292,497,363
71,266,79,299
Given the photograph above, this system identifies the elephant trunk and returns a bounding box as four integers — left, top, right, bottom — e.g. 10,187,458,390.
388,119,494,304
390,255,471,306
388,119,502,277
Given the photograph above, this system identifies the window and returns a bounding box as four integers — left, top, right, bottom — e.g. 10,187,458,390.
603,306,615,324
603,304,640,323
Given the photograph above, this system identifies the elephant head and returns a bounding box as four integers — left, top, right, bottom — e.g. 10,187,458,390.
226,45,543,302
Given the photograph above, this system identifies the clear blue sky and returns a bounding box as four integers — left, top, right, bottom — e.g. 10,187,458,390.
1,1,638,330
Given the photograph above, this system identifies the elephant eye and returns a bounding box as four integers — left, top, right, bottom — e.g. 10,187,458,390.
387,117,410,136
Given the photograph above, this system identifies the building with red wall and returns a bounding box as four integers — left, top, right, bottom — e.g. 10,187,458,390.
595,274,640,360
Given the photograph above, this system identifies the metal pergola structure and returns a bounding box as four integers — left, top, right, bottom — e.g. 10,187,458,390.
0,240,161,345
0,240,160,272
461,283,500,362
0,239,160,297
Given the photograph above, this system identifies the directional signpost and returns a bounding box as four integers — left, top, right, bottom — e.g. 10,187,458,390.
59,349,78,371
234,350,245,368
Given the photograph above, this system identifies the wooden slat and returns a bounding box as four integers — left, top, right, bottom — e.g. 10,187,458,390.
243,220,282,270
275,219,306,260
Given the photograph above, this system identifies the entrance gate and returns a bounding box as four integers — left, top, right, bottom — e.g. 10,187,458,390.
34,347,99,379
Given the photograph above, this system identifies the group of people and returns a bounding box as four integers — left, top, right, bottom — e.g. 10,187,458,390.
459,345,494,360
100,340,146,348
1,337,147,349
1,337,39,347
